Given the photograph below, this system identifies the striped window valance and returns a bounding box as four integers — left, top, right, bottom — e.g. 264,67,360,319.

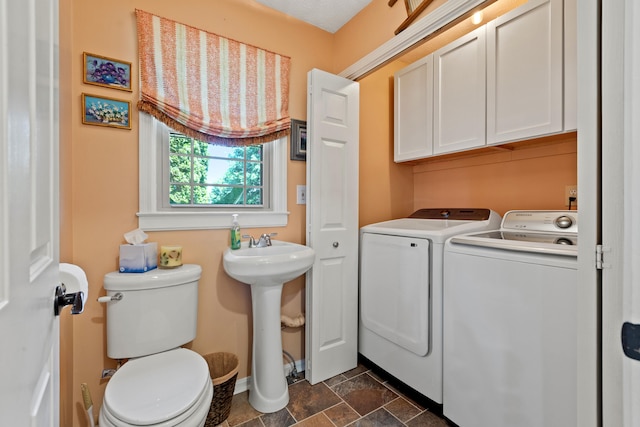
136,9,291,146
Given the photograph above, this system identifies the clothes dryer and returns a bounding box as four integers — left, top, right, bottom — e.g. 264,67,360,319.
359,208,501,405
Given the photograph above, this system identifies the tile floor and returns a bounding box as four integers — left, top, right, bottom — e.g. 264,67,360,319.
213,363,449,427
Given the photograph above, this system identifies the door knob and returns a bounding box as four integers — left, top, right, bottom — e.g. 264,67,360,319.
333,242,339,248
622,322,640,361
53,284,84,316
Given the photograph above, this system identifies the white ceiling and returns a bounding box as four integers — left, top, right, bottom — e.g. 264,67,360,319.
254,0,373,33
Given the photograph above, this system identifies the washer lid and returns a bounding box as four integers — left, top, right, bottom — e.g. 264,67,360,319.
450,230,578,257
103,348,210,425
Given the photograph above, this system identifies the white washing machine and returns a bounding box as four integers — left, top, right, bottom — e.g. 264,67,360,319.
443,210,578,427
359,208,501,405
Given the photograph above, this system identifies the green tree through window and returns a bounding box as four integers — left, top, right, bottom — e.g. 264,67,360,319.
169,133,264,206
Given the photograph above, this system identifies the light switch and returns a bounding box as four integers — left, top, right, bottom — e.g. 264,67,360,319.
296,185,306,205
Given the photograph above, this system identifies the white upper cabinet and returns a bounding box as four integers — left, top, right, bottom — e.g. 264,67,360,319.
393,0,574,162
433,26,486,155
394,55,434,162
486,0,563,145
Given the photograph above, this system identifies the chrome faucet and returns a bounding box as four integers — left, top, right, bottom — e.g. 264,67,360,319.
242,232,278,248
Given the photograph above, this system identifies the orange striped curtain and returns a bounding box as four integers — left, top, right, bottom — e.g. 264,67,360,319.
136,9,291,146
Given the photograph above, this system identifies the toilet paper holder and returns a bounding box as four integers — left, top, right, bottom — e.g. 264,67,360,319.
56,263,89,316
54,284,84,316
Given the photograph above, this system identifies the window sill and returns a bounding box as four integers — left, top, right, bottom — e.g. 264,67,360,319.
137,210,290,231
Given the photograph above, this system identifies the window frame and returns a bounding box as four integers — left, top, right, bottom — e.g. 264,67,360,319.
138,112,288,231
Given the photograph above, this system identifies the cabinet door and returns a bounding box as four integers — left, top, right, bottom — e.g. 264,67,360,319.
486,0,563,144
394,56,433,162
433,26,486,155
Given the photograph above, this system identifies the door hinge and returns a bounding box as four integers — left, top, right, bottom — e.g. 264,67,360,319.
596,244,610,270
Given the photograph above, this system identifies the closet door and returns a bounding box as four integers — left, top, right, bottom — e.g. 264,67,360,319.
305,69,359,385
486,0,563,144
433,26,486,155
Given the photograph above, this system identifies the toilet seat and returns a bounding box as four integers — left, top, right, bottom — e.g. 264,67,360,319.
100,348,213,426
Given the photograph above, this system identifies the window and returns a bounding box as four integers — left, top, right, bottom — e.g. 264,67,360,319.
138,113,288,231
166,133,267,207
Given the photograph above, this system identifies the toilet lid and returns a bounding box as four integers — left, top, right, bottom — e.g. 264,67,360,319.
103,348,210,425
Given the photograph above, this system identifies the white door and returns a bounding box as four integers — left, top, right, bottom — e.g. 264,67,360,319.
0,0,61,425
601,0,640,425
619,3,640,419
305,69,359,384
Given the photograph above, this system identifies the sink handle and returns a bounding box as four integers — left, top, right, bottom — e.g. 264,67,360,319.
242,234,256,247
260,232,278,247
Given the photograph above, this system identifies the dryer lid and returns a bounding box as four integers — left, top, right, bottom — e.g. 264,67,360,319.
103,348,210,425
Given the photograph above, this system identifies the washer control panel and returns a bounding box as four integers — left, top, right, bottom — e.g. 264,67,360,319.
501,210,578,234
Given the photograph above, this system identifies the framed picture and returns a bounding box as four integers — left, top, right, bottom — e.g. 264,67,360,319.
83,52,132,91
82,93,131,130
290,119,307,161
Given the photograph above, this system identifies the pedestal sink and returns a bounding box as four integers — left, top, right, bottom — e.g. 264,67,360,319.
222,240,315,413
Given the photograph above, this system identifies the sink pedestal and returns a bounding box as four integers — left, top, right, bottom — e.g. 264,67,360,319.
248,282,288,413
221,241,316,413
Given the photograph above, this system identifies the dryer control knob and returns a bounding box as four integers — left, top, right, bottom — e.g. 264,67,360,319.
555,215,574,229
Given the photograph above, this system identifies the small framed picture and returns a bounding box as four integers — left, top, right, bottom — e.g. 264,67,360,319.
82,93,131,130
290,119,307,161
83,52,132,92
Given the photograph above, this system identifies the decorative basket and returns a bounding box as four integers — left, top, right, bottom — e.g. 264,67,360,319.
203,352,239,426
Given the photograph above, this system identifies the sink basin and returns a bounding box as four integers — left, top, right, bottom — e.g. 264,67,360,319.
223,240,315,285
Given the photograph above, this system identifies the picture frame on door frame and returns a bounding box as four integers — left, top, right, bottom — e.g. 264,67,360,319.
290,119,307,161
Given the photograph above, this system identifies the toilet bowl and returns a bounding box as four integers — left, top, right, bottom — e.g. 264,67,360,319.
98,265,212,427
99,348,213,427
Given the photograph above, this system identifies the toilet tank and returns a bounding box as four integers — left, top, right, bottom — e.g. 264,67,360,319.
103,264,202,359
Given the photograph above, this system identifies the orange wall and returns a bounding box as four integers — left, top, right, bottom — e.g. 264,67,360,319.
412,136,578,216
332,0,409,72
358,60,415,226
61,1,336,425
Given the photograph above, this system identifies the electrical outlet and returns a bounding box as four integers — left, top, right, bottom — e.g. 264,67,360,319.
296,185,306,205
565,185,577,207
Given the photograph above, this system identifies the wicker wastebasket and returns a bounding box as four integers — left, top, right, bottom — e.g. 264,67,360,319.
204,352,239,426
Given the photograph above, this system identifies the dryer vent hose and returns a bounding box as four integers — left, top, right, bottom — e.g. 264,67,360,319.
281,313,305,328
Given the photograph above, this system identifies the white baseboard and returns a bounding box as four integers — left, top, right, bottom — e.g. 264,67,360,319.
233,359,305,395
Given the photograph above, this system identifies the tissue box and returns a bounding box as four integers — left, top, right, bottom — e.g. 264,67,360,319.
119,243,158,273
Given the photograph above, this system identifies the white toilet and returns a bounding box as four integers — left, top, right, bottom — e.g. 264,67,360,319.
99,264,213,427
